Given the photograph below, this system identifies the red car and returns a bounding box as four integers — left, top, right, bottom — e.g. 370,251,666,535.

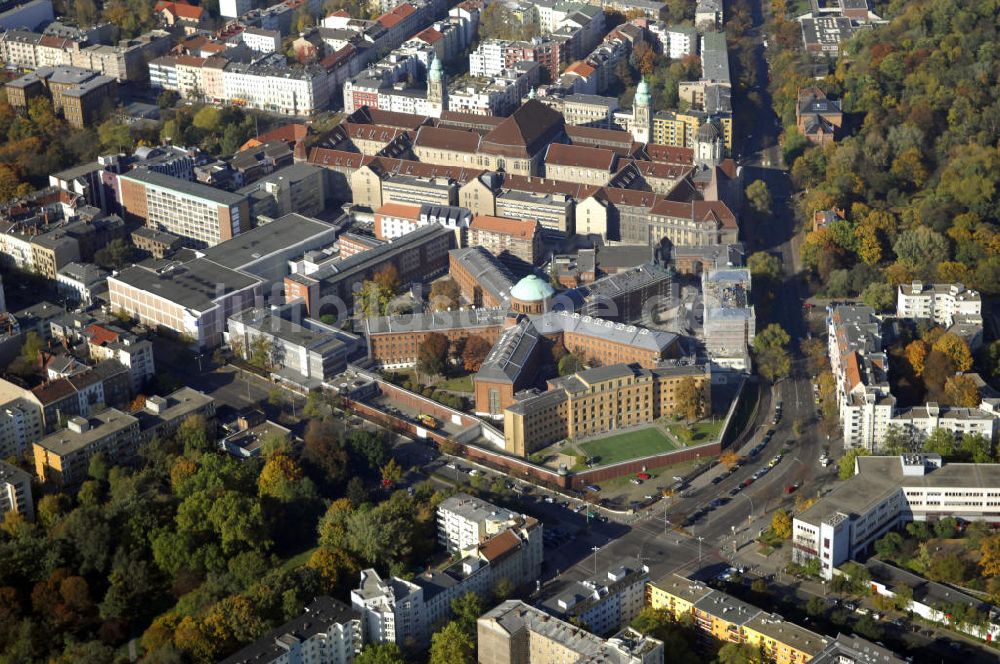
636,472,651,480
742,478,754,488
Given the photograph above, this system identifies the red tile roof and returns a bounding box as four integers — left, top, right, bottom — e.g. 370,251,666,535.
644,144,694,165
377,3,416,28
545,143,616,171
375,202,421,219
564,61,596,77
417,27,443,43
414,125,481,153
470,215,539,239
86,324,120,347
479,529,521,563
307,148,365,169
155,0,205,20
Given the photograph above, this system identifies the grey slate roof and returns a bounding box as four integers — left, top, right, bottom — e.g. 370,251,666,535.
449,246,516,304
475,318,540,383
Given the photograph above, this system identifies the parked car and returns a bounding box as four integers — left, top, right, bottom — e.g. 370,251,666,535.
711,476,724,485
585,484,601,493
636,472,651,480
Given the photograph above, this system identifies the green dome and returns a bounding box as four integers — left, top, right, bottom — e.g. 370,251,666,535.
510,275,555,302
635,77,650,105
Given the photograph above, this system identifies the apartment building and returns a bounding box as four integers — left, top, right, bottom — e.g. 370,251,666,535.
504,362,709,456
896,281,982,327
828,304,893,449
540,558,649,636
118,170,250,248
227,305,350,385
84,324,155,393
219,597,362,664
437,493,521,553
792,454,1000,579
33,409,140,486
354,515,543,648
0,460,33,521
467,215,542,266
648,574,833,663
477,600,664,664
56,262,108,306
0,379,44,459
132,387,216,445
108,259,263,349
131,227,183,258
31,360,132,432
702,268,755,370
6,66,117,129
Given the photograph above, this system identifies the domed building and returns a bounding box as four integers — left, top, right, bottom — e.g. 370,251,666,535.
509,275,555,315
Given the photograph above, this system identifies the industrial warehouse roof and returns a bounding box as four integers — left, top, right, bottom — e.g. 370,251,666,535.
195,213,337,271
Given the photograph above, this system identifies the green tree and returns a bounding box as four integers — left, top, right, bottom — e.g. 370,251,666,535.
355,643,406,664
892,227,949,274
838,448,870,480
880,426,914,455
451,592,485,635
347,430,389,471
192,106,222,132
923,428,957,458
746,251,783,280
97,120,132,152
960,432,993,463
752,324,791,382
861,282,895,312
429,621,475,664
716,642,762,664
874,531,903,560
558,353,582,376
20,330,44,362
94,238,135,269
745,179,772,215
379,458,403,488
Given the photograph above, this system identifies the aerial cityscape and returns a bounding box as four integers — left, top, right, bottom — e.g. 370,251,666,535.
0,0,997,661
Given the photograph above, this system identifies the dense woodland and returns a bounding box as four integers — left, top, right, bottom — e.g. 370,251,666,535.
0,412,453,664
770,0,1000,305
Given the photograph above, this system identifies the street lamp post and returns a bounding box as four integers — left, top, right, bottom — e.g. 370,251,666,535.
697,536,704,564
591,546,600,574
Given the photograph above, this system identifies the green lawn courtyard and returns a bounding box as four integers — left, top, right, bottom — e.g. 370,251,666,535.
663,418,724,445
577,426,681,466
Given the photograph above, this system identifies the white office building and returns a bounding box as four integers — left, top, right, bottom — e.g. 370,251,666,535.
437,493,521,553
793,454,1000,579
896,281,982,327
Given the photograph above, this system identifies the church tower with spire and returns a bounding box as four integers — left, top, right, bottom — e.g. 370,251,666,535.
630,77,651,143
427,57,447,118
